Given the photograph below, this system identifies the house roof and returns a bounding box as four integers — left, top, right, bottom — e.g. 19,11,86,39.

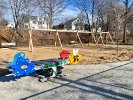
53,17,85,29
53,18,77,28
63,18,77,25
22,14,46,22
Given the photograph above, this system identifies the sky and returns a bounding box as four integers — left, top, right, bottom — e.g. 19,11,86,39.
54,5,81,25
4,0,133,24
4,2,81,24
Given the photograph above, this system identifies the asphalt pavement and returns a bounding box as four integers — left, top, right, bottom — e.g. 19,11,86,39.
0,59,133,100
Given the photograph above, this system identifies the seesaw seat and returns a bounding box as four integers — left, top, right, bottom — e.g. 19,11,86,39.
6,52,26,68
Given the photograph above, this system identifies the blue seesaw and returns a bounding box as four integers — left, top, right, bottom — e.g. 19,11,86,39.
6,50,81,82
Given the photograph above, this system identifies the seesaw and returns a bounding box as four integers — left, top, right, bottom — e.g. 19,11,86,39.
6,49,82,82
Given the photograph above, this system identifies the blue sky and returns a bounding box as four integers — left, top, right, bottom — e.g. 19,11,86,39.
54,5,81,25
4,0,133,24
5,2,80,24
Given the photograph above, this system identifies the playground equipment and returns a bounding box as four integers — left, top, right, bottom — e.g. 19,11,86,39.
6,49,82,82
69,49,82,64
60,50,70,59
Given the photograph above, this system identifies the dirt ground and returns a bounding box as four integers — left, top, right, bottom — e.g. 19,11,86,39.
0,44,133,76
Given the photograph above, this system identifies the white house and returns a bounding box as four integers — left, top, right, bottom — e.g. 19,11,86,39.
7,23,15,28
54,17,90,31
54,18,87,30
63,18,84,30
23,16,48,29
71,18,83,30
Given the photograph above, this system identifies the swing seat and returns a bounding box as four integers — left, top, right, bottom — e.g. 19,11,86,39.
60,50,70,59
1,42,16,47
69,41,78,45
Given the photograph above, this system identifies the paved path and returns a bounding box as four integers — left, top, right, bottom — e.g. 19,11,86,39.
0,59,133,100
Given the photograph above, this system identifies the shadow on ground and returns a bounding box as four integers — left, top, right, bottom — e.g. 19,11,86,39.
0,68,12,77
20,61,133,100
0,75,21,82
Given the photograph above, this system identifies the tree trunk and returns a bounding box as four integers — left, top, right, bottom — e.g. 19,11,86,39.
123,23,127,43
122,0,128,44
49,17,53,29
91,0,95,27
85,11,91,31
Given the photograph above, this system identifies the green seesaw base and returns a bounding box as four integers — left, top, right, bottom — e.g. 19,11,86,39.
32,58,67,71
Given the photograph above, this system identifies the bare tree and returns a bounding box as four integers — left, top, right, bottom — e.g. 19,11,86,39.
0,0,6,18
94,0,107,31
0,10,3,19
0,18,8,28
8,0,37,29
121,0,133,43
122,0,129,43
74,0,133,44
7,0,37,46
126,3,133,35
76,0,91,31
38,0,67,29
91,0,96,27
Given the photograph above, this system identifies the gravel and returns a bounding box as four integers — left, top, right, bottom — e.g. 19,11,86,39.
0,59,133,100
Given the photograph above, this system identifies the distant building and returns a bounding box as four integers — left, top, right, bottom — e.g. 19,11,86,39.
54,18,86,30
23,15,48,29
97,27,102,33
7,23,15,28
64,18,84,30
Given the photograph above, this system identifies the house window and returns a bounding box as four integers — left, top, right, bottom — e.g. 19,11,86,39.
43,21,46,24
33,21,36,24
25,25,28,28
38,21,42,25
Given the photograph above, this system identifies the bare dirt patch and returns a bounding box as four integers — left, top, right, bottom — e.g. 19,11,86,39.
0,45,133,76
0,44,132,65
